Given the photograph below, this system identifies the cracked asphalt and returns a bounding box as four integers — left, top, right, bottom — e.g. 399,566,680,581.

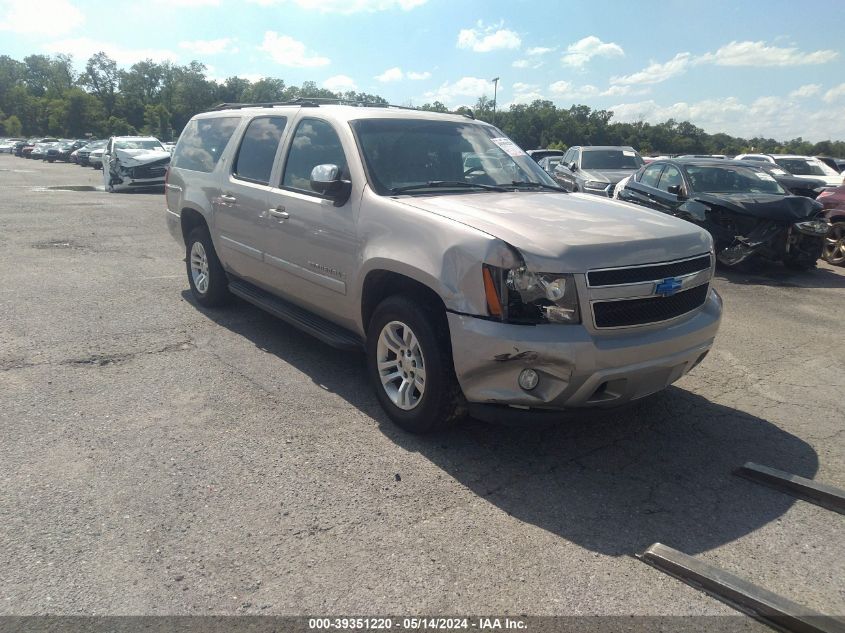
1,156,843,620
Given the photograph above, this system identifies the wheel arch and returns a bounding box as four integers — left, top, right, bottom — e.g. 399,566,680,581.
361,268,448,334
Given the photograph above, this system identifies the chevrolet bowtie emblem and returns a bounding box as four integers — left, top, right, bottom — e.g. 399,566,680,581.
655,277,683,297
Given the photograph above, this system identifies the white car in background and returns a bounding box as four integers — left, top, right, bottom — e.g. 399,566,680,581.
735,153,843,187
102,136,171,193
89,147,106,169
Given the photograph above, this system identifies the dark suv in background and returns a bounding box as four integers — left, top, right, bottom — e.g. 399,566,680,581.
552,146,644,197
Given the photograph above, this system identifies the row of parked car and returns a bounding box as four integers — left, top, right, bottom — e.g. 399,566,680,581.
528,147,845,268
1,136,175,192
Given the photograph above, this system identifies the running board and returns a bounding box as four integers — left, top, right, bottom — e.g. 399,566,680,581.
735,462,845,516
228,279,363,351
639,543,845,633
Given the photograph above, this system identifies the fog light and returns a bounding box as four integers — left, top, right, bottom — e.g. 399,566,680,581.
518,368,539,391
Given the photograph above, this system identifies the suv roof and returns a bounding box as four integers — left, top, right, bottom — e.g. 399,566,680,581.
198,102,479,125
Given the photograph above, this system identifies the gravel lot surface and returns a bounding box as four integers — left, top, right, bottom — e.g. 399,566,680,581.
1,156,843,620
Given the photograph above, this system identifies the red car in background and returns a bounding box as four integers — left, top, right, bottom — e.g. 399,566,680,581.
817,186,845,265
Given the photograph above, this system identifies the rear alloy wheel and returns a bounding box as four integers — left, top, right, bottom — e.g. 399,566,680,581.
185,226,231,307
823,221,845,266
367,295,465,434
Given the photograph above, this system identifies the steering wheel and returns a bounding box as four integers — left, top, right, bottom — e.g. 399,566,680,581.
464,166,485,176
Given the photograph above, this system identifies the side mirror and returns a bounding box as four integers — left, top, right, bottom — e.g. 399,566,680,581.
310,164,351,203
667,184,686,198
569,162,578,172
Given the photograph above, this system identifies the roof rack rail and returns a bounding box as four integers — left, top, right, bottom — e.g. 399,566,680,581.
205,97,462,115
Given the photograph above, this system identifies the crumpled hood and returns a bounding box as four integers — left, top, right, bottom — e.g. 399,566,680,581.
580,168,639,185
693,193,822,222
396,191,712,272
113,148,171,166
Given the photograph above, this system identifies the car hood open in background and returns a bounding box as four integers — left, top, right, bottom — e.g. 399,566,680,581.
397,190,711,272
692,192,822,222
113,148,171,167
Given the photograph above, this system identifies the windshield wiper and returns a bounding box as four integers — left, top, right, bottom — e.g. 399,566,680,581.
510,181,567,192
390,181,508,194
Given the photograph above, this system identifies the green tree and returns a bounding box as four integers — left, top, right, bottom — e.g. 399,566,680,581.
3,114,22,136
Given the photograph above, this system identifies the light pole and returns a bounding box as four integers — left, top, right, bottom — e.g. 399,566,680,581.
491,76,499,125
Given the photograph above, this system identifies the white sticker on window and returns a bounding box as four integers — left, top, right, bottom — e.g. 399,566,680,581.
622,150,635,156
755,172,776,181
490,137,527,157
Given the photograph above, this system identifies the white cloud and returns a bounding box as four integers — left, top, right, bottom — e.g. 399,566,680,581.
247,0,426,12
44,37,178,64
0,0,83,34
526,46,556,56
259,31,330,67
512,59,542,69
823,83,845,103
561,36,624,68
608,95,845,143
457,21,521,53
701,41,839,66
424,76,491,105
610,52,693,86
510,82,544,104
375,67,430,82
154,0,220,6
611,41,838,89
375,67,403,82
179,38,237,55
323,74,356,92
789,84,822,98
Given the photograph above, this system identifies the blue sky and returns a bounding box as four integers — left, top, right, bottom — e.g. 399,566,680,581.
2,0,844,141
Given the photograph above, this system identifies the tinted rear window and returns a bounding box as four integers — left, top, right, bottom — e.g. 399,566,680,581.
173,117,240,173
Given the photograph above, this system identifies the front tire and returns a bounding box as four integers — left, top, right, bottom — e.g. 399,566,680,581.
822,221,845,266
185,226,230,307
366,295,465,434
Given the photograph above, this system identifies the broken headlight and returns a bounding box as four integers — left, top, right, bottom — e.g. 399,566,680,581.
793,219,830,236
484,265,580,324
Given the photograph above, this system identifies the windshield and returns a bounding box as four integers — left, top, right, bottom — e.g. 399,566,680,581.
685,165,786,195
350,118,556,195
580,149,643,170
114,139,164,151
774,157,838,177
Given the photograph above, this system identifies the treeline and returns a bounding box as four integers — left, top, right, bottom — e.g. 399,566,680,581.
0,53,384,141
2,52,844,157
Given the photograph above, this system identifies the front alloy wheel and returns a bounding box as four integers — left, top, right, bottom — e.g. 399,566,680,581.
376,321,426,410
823,221,845,266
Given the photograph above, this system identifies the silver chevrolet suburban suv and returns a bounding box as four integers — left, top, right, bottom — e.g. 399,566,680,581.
165,102,722,433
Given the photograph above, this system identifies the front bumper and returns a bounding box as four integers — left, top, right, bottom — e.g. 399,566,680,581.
448,288,721,419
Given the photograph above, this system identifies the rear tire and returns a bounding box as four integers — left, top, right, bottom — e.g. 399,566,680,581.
185,226,231,307
366,295,466,434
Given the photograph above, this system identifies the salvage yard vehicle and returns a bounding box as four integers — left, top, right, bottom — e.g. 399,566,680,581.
735,153,843,188
617,159,827,269
526,149,564,162
754,162,828,199
77,140,105,167
166,102,722,433
103,136,171,192
552,145,644,197
816,185,845,265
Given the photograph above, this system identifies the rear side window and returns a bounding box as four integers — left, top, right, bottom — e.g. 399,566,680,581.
233,116,288,185
282,119,348,195
640,163,664,188
173,117,239,173
657,165,683,192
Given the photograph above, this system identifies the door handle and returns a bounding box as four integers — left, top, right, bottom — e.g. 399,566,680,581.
268,207,289,220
